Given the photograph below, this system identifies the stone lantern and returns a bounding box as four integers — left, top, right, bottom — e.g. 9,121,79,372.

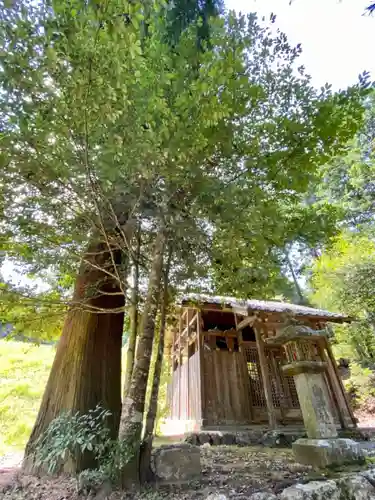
266,319,363,468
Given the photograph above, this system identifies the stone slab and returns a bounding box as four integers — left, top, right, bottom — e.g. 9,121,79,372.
293,438,364,468
336,474,375,500
248,492,278,500
151,443,201,483
280,480,340,500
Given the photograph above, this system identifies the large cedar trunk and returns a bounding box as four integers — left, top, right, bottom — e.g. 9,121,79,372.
24,237,129,474
119,227,166,489
139,249,171,484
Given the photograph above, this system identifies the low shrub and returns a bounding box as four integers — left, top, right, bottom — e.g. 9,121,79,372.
33,405,136,489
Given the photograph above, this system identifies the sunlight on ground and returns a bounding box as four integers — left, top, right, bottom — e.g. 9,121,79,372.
159,419,194,436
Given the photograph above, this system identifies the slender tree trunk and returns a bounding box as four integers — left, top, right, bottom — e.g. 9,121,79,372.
24,229,132,474
119,227,166,489
139,248,171,484
285,250,305,304
123,226,141,397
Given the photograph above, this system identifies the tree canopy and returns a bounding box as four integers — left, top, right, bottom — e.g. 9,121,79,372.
0,2,368,327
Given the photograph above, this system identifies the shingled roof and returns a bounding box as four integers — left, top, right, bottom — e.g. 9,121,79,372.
180,293,350,323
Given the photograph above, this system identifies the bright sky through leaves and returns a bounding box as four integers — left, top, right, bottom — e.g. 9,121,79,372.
225,0,375,90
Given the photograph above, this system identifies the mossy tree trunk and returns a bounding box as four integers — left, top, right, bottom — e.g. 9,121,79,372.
123,225,141,397
139,247,172,484
119,226,166,489
24,231,131,474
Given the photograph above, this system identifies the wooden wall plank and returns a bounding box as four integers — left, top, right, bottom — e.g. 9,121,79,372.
192,352,200,421
203,350,251,426
325,340,357,427
197,311,205,425
254,325,277,429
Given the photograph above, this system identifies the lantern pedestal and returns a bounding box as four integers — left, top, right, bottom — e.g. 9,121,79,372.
269,329,364,468
282,362,337,440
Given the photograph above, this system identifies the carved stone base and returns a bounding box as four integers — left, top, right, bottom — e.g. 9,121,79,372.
293,438,364,469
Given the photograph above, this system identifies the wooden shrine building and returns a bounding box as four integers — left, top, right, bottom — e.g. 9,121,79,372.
167,294,356,433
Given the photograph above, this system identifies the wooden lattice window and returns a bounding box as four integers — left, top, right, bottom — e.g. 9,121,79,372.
244,346,266,407
247,360,266,407
243,343,300,410
267,355,281,408
285,375,300,408
278,346,300,409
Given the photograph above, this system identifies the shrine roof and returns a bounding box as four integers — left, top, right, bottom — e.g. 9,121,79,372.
179,293,351,323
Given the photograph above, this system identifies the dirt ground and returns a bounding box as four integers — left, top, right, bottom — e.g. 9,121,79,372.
0,446,315,500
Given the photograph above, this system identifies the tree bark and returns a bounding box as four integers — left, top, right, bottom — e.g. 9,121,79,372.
139,248,171,484
24,229,132,474
123,226,141,397
119,226,166,489
285,250,305,304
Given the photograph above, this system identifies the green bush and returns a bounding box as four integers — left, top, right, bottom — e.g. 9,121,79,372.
343,362,375,410
332,322,375,362
33,405,112,475
33,405,136,488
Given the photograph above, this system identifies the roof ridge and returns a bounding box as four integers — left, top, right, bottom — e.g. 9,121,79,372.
179,293,350,322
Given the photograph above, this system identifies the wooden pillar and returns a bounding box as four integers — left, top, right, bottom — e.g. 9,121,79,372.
254,323,276,429
186,309,193,422
235,314,244,353
325,339,357,427
197,310,205,428
317,340,346,429
171,326,176,420
270,352,286,423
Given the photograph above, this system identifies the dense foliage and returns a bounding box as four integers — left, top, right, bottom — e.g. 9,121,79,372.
309,92,375,362
310,233,375,360
0,1,368,319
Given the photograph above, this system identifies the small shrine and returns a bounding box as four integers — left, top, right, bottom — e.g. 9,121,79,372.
166,294,356,441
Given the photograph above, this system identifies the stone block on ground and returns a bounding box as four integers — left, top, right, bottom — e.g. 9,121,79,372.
361,467,375,487
151,443,201,483
293,438,364,468
210,432,223,446
280,480,340,500
248,492,278,500
360,441,375,458
221,433,236,446
185,433,199,446
236,430,262,447
336,474,375,500
259,431,291,448
339,428,370,441
198,433,212,445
